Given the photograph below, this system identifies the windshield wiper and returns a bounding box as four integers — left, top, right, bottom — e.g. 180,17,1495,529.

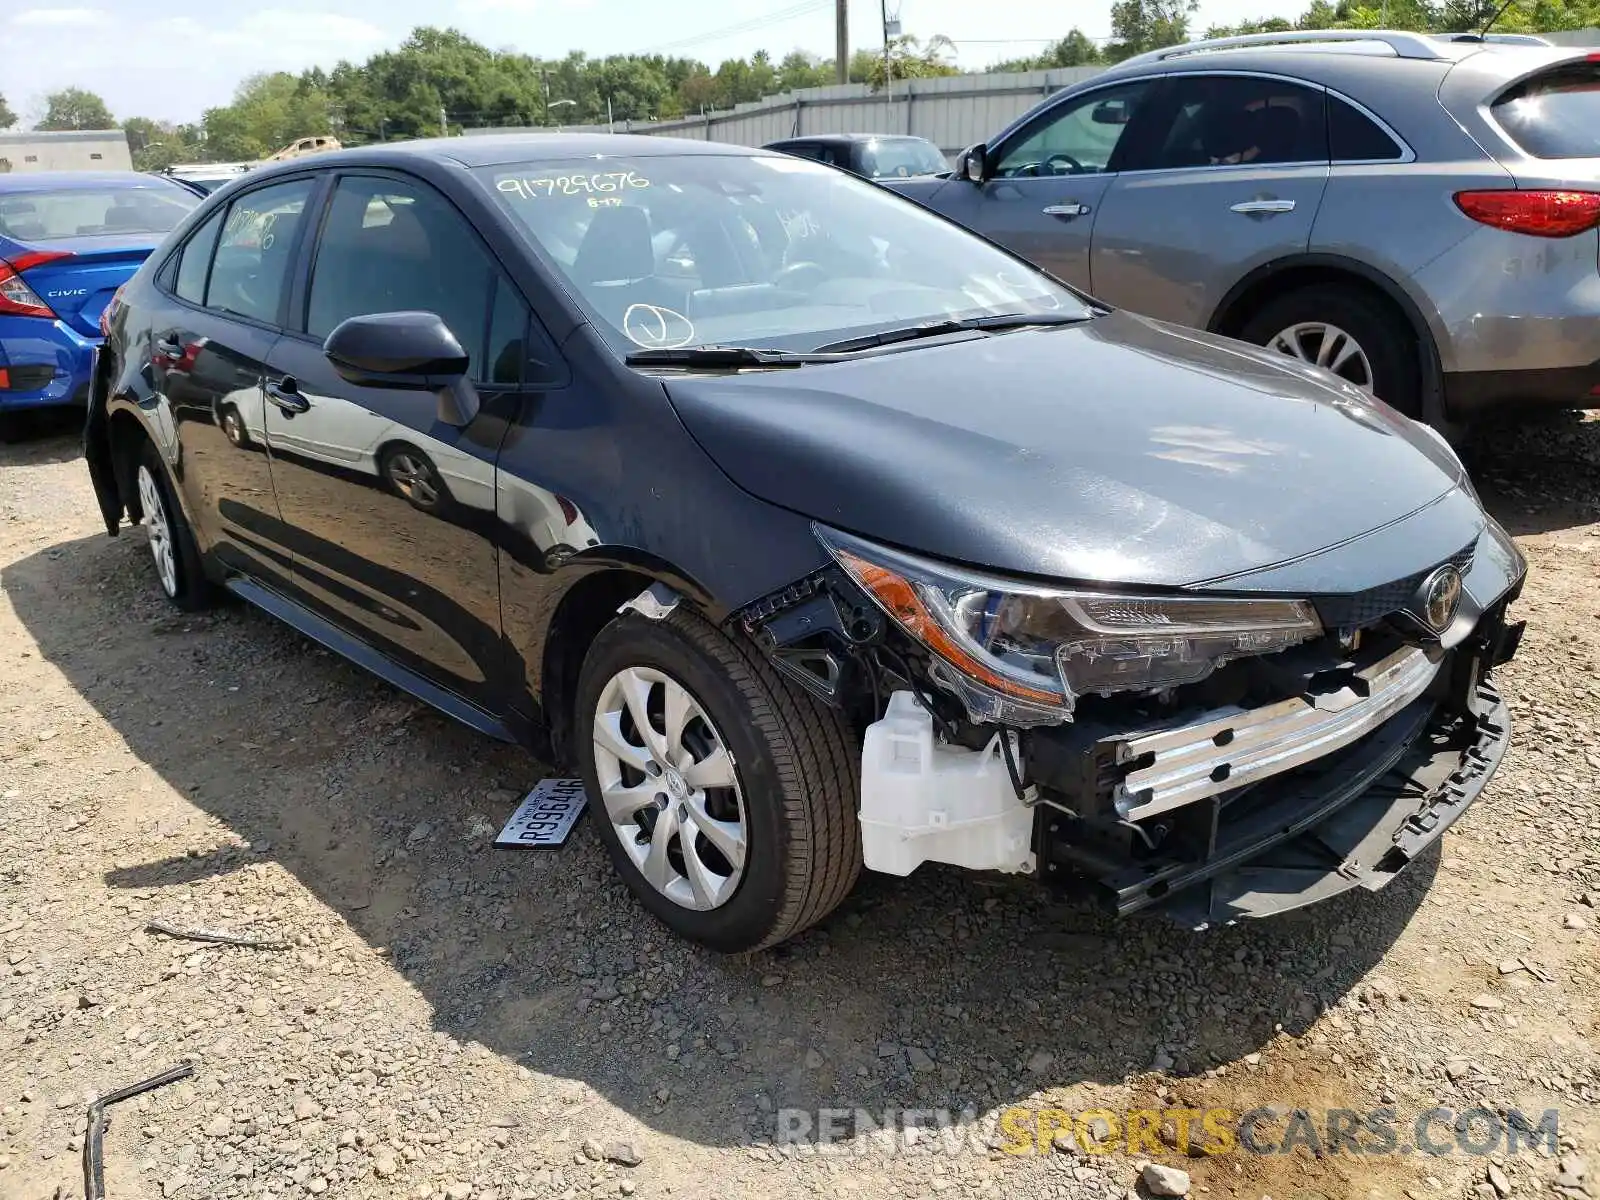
813,310,1093,355
624,346,840,370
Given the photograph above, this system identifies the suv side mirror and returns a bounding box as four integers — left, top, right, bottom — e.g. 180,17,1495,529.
323,310,481,426
956,143,988,183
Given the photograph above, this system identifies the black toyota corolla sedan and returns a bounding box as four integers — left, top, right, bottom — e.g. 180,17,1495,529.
84,134,1524,952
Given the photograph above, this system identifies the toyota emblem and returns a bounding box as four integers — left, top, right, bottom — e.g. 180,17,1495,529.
1420,564,1464,632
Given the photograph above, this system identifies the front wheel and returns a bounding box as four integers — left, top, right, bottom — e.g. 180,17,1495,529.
575,608,861,952
1239,284,1422,419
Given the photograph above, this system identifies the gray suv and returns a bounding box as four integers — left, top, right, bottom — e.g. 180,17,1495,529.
887,30,1600,425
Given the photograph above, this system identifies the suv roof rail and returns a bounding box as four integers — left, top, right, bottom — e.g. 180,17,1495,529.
1117,28,1451,68
1435,31,1552,44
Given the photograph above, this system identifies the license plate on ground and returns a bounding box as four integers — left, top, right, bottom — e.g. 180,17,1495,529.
493,778,588,850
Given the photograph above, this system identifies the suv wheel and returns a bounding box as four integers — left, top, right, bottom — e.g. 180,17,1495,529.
1240,284,1421,418
575,607,861,952
135,441,212,611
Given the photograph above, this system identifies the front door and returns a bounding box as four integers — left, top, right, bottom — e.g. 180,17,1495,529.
261,172,528,711
923,79,1158,292
153,176,317,588
1090,73,1332,328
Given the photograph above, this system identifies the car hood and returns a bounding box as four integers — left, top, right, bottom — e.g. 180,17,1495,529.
662,310,1476,590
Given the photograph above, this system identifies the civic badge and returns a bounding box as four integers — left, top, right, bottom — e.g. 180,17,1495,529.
1417,564,1464,633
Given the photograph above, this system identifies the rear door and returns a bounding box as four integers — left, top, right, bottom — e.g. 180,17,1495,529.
1090,73,1331,328
260,170,539,711
146,175,319,586
919,79,1160,291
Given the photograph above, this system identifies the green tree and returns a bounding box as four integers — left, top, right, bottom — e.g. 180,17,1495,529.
866,34,960,88
990,28,1104,71
1106,0,1200,60
37,87,115,131
0,94,15,130
202,72,334,159
123,117,203,171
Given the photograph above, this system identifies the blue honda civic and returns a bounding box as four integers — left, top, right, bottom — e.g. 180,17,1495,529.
0,171,198,426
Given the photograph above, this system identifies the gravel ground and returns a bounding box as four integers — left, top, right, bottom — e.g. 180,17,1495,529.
1,410,1597,1200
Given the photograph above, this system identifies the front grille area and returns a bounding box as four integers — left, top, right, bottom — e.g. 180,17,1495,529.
1310,540,1478,629
1110,644,1440,821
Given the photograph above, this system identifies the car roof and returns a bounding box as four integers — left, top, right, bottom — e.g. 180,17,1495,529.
245,133,775,176
773,133,933,145
0,171,176,193
1096,30,1584,87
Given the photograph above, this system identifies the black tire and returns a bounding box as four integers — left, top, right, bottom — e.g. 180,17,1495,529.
135,440,214,611
574,607,861,953
1239,283,1422,419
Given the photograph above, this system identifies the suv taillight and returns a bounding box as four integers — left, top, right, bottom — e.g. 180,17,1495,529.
0,250,72,319
1454,189,1600,237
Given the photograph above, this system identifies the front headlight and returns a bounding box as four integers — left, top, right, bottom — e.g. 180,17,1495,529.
817,526,1323,725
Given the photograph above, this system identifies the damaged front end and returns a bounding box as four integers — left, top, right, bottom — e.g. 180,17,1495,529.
734,520,1526,927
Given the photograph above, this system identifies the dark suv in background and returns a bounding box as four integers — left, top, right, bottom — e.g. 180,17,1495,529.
763,133,948,181
887,29,1600,427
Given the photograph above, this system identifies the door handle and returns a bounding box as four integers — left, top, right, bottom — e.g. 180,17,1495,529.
154,336,182,361
265,375,309,415
1042,202,1090,218
1230,198,1297,215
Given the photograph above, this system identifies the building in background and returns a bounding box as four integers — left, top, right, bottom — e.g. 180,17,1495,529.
0,130,132,174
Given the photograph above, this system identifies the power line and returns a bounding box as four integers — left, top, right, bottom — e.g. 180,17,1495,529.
634,0,832,55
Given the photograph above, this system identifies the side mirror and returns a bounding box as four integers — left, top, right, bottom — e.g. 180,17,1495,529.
1092,99,1131,126
323,311,480,427
957,143,988,183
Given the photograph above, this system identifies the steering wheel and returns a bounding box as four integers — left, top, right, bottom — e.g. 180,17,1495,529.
772,260,827,292
1044,153,1085,175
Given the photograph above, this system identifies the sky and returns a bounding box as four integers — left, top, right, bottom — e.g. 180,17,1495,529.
3,0,1279,127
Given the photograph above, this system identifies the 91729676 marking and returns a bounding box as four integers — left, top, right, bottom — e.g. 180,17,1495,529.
493,778,588,850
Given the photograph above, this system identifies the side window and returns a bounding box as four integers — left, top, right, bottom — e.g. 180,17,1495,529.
486,275,529,386
995,82,1153,177
173,208,224,305
306,175,536,385
1328,95,1404,162
205,178,314,324
1142,76,1329,170
779,144,820,161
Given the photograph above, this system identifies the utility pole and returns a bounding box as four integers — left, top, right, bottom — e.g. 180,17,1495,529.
440,106,448,137
835,0,849,83
881,0,892,94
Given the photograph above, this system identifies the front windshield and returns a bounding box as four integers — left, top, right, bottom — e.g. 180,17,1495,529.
860,138,948,179
478,153,1093,356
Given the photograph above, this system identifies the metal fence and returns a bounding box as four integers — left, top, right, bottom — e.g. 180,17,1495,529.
463,66,1106,160
463,31,1600,158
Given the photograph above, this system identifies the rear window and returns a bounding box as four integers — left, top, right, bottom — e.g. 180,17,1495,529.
1491,65,1600,159
858,138,948,179
0,184,197,240
1328,95,1405,162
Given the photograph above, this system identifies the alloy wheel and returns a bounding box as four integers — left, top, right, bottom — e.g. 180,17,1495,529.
591,666,748,911
136,463,178,598
221,409,245,447
386,452,439,508
1267,321,1375,392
